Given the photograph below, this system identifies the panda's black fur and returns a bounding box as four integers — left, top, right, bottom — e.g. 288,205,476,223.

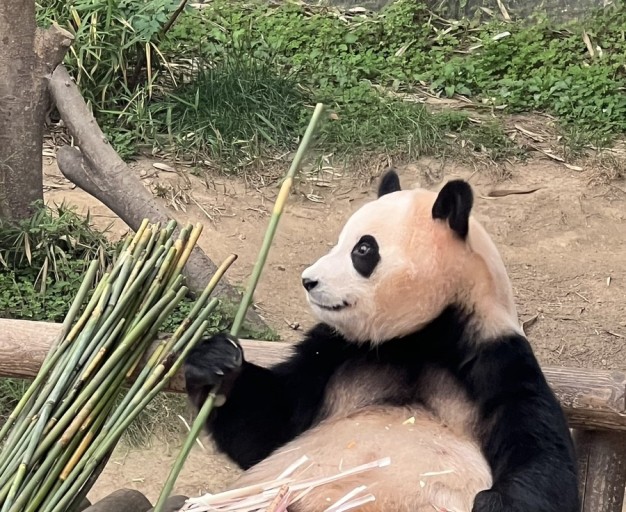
184,173,580,512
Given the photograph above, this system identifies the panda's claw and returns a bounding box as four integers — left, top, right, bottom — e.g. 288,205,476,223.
184,332,244,390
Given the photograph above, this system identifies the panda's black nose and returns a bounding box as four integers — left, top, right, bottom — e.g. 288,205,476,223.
302,278,318,291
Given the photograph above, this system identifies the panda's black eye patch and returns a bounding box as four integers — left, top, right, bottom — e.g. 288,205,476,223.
351,235,380,278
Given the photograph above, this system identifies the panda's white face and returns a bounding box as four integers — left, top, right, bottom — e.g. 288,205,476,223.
301,171,521,345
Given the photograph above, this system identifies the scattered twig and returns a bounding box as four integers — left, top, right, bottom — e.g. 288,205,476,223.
485,187,541,197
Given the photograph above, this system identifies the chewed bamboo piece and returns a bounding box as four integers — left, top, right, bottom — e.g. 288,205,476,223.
179,457,390,512
0,220,236,512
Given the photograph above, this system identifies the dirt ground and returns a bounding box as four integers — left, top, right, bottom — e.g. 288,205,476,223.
41,150,626,507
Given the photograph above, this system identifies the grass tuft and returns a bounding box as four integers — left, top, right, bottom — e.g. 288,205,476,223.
148,55,309,167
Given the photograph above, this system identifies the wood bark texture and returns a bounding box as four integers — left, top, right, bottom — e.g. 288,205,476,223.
574,429,626,512
3,318,626,434
49,65,267,332
0,3,72,220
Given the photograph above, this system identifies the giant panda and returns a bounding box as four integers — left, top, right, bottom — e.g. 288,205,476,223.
184,169,580,512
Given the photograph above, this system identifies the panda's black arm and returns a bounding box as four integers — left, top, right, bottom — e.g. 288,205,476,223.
465,335,580,512
190,324,354,470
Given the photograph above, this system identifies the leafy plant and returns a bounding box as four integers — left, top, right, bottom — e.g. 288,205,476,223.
37,0,187,154
0,201,118,293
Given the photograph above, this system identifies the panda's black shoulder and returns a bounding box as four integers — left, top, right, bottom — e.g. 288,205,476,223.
274,323,361,373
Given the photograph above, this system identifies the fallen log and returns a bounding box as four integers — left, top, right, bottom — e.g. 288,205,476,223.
2,318,626,433
48,64,267,333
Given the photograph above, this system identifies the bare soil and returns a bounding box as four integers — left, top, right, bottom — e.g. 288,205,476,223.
41,152,626,507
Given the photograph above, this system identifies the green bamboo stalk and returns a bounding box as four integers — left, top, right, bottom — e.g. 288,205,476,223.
39,283,115,436
64,271,110,344
105,292,225,433
0,292,109,485
2,334,91,511
107,254,134,309
230,102,325,335
59,284,188,448
0,420,37,495
17,428,87,512
0,219,234,510
35,368,138,512
164,223,202,290
129,245,179,331
127,219,150,254
60,317,127,418
70,246,166,373
107,255,237,430
151,102,326,512
7,380,119,512
0,262,100,446
55,319,128,447
129,225,153,261
142,222,162,257
156,253,238,362
31,286,183,464
43,260,100,362
42,318,215,512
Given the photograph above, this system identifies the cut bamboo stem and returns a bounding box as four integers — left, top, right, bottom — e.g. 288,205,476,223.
152,102,326,512
0,218,237,511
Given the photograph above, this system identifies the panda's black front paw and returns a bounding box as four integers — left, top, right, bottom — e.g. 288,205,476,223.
184,332,243,393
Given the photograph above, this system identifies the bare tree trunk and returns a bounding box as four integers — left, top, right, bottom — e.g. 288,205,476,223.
0,2,72,220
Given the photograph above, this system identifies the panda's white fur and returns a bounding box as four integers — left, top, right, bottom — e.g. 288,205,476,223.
184,170,579,512
232,375,492,512
301,187,521,345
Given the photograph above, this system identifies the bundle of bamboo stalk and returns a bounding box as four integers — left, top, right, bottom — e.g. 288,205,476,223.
0,219,236,512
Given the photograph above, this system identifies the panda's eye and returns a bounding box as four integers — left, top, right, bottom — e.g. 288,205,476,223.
351,235,380,278
355,242,371,255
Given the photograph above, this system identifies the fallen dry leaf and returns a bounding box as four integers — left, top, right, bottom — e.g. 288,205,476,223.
153,162,176,173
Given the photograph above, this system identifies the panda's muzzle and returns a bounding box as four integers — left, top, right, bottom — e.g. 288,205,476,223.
302,278,351,311
316,301,349,311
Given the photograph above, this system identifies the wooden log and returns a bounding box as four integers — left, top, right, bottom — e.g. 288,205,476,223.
1,318,626,432
146,496,188,512
47,64,267,333
82,489,152,512
574,429,626,512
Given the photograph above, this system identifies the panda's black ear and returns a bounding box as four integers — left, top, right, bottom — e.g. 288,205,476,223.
377,169,401,198
432,180,473,239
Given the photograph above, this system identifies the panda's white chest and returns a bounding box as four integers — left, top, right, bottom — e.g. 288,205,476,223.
319,361,479,440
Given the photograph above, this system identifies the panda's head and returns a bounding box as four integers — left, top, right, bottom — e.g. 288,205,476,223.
301,169,521,345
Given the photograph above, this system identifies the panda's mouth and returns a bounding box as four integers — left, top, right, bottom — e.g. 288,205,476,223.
314,300,350,312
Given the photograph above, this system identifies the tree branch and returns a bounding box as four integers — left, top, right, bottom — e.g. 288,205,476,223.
49,65,268,333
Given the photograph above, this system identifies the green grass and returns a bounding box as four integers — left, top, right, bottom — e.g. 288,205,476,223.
146,54,310,167
40,0,626,170
35,0,626,166
156,0,626,157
